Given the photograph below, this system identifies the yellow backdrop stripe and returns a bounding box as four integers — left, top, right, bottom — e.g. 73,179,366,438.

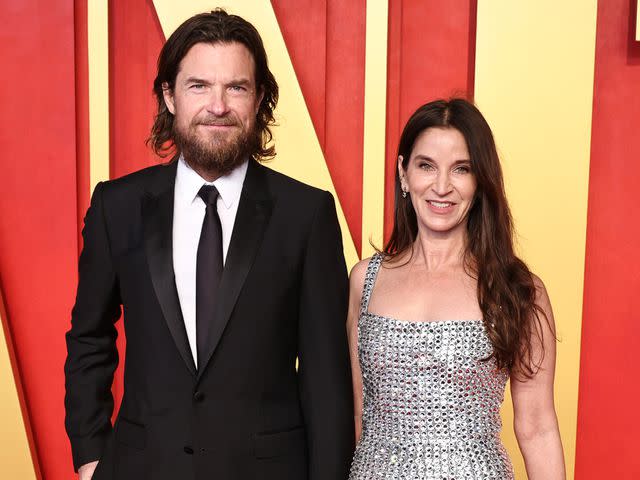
637,1,639,41
361,0,389,258
88,0,110,191
0,289,36,479
474,1,597,478
152,0,359,269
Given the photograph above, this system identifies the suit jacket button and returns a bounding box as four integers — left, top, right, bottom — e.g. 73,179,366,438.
184,446,194,455
193,391,205,402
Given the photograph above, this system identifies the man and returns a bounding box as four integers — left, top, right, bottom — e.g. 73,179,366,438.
65,10,354,480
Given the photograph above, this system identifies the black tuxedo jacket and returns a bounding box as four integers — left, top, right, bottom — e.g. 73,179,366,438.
64,159,354,479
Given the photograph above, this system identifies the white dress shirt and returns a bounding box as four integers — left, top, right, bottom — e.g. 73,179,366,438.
173,156,248,366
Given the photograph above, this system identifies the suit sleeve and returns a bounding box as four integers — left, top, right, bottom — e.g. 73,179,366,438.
64,182,121,471
298,191,355,480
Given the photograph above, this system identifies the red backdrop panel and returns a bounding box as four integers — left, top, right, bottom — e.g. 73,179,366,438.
576,0,640,477
110,0,166,179
0,1,78,478
75,0,90,249
271,0,328,148
324,0,366,254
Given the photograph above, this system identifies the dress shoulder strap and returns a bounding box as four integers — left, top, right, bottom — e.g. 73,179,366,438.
359,252,384,316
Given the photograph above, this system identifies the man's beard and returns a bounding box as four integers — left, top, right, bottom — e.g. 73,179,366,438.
173,115,260,177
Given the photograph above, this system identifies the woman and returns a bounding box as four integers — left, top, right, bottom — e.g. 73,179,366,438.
347,99,565,479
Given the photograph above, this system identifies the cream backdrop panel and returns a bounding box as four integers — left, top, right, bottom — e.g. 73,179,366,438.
637,0,639,41
0,290,36,479
362,0,389,257
88,0,110,190
153,0,359,268
475,1,597,478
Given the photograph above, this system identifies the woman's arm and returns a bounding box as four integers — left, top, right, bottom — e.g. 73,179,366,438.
510,276,566,479
347,259,368,443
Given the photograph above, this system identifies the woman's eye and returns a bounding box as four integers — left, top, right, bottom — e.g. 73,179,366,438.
455,165,471,173
419,163,434,171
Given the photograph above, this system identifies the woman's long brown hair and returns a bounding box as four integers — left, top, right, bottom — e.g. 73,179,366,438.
384,99,550,378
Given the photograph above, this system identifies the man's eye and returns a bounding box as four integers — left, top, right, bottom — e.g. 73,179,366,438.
190,84,205,90
229,85,246,92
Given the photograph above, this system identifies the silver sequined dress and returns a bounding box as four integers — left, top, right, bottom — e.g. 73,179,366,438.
349,254,514,480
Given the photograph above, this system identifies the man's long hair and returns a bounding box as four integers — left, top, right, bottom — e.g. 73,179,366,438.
147,9,279,160
385,98,551,379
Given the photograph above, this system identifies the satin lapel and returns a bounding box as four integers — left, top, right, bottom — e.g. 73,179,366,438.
197,161,273,379
143,162,197,376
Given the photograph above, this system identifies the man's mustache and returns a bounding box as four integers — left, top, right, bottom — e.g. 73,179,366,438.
196,116,239,127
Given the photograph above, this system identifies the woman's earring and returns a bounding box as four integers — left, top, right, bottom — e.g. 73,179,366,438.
402,188,408,198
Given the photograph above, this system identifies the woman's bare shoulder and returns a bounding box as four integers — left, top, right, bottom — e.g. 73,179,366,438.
349,257,371,295
530,272,551,308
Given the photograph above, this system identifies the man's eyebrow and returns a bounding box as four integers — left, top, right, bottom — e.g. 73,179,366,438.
183,76,211,85
227,78,252,86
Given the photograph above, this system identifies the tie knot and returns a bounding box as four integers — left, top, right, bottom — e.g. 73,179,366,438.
198,185,219,206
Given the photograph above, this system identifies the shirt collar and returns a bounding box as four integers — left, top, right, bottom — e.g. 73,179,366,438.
175,155,248,209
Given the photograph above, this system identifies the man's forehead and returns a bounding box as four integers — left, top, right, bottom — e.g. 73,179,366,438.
176,41,257,77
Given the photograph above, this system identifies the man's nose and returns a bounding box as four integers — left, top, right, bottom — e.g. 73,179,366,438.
206,88,230,116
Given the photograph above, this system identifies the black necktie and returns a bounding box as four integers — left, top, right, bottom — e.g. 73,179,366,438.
196,185,223,369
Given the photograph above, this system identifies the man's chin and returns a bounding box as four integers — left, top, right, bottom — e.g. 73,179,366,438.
194,128,240,145
174,127,256,175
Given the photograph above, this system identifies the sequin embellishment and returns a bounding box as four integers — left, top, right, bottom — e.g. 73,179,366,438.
348,254,514,480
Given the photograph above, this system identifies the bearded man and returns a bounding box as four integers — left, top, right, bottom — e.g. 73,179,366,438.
64,10,354,480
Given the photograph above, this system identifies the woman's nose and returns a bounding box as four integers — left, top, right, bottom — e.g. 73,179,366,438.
432,171,453,195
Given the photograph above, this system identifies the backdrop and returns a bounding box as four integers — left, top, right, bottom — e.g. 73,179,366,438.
1,0,638,478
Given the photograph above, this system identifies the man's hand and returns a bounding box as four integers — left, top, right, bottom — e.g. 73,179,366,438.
78,460,99,480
